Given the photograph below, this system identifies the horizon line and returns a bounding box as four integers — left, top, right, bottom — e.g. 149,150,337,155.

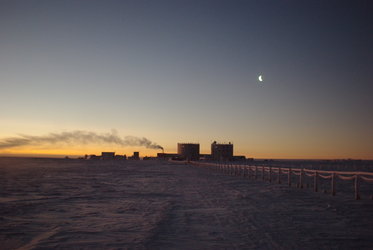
0,153,371,161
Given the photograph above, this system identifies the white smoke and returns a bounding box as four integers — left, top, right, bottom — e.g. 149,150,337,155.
0,130,163,150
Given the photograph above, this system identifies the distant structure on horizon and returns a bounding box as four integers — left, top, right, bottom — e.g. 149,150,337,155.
101,152,115,160
88,152,126,160
211,141,233,161
159,141,248,162
177,143,200,161
87,141,248,162
157,152,179,160
128,151,140,160
133,151,139,160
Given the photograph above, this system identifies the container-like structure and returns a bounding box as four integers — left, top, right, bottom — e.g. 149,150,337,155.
101,152,115,160
133,152,140,160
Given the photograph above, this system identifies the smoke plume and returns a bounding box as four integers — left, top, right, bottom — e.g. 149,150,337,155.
0,130,163,150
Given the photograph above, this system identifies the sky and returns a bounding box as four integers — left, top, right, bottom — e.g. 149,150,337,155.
0,0,372,159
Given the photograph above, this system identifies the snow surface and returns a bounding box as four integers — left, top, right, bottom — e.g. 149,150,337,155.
0,157,373,249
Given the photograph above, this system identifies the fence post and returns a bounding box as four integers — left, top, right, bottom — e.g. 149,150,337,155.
255,166,258,180
288,168,292,187
269,167,272,182
331,172,336,196
314,171,318,192
278,168,281,184
299,169,303,188
355,175,360,200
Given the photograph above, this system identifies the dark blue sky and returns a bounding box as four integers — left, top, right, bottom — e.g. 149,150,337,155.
0,0,372,158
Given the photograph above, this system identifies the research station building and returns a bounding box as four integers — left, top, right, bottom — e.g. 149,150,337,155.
177,143,200,161
211,141,233,161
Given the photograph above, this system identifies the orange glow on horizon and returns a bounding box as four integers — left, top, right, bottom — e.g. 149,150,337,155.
1,147,372,160
0,147,164,158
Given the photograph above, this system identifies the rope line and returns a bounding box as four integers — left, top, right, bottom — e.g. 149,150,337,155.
318,174,332,179
360,176,373,183
337,174,356,181
305,172,315,177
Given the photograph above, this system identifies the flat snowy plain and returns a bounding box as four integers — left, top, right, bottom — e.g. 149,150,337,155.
0,157,373,249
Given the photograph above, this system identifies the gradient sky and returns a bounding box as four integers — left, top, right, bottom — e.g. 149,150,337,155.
0,0,372,159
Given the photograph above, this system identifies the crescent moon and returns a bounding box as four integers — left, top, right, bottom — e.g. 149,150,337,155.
258,75,263,82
